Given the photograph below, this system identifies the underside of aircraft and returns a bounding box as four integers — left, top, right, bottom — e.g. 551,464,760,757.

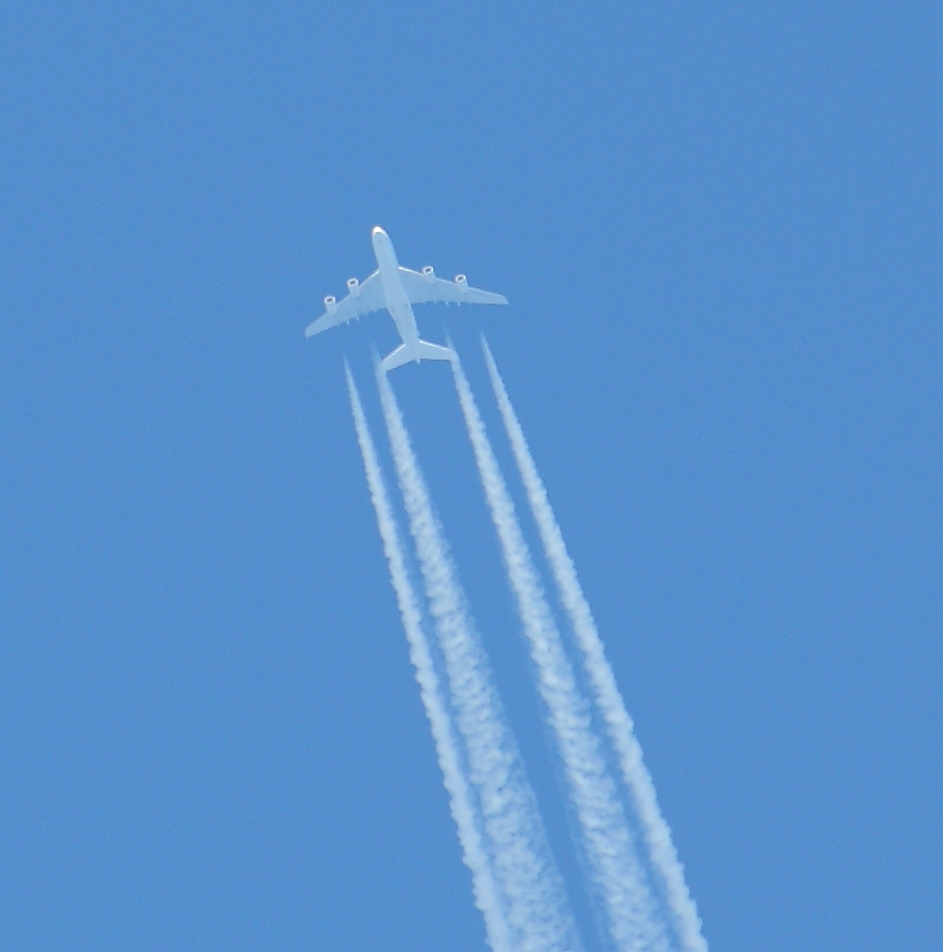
306,227,508,373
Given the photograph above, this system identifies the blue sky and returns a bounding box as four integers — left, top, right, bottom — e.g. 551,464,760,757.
2,3,941,950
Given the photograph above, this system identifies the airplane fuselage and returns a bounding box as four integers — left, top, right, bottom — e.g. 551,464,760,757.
372,227,421,357
306,225,506,373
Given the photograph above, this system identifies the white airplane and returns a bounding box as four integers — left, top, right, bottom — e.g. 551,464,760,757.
305,226,508,373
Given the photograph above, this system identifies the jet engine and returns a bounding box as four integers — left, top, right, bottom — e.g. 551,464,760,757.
422,265,436,284
346,277,360,297
324,295,338,315
454,274,469,293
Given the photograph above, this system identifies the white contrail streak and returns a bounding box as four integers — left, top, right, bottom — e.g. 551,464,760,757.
451,352,669,952
481,339,708,952
345,365,513,952
375,366,582,952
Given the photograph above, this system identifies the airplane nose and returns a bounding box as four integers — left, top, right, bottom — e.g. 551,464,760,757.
372,226,386,237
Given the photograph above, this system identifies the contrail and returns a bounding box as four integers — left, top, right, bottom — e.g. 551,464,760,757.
345,365,513,952
451,351,669,952
375,365,582,952
481,339,708,952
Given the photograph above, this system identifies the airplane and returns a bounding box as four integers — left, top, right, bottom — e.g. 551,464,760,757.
305,226,508,373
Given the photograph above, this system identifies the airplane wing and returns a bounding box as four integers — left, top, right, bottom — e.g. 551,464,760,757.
399,267,508,307
305,270,387,337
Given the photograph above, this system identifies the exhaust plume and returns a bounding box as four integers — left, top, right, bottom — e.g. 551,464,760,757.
451,351,669,952
481,340,708,952
345,364,512,952
375,365,582,952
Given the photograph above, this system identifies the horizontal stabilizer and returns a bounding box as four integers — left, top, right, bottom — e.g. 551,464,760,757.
380,340,455,374
417,340,455,363
380,344,411,374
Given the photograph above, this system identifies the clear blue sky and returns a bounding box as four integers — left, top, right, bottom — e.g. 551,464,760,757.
2,3,941,951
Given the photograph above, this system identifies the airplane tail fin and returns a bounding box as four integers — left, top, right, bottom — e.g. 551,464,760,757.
380,340,454,374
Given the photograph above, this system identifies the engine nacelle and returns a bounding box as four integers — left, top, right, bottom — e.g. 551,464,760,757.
346,277,360,297
324,295,338,315
422,265,436,285
454,274,469,293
